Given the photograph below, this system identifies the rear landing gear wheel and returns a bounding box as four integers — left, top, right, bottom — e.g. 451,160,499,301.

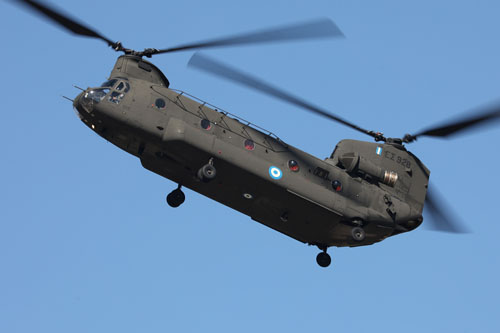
316,252,331,268
351,226,366,242
197,164,216,182
166,187,185,208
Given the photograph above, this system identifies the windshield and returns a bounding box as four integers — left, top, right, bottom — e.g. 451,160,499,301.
85,88,109,102
101,79,117,88
80,88,110,113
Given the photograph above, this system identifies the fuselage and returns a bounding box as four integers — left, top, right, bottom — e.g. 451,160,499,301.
73,55,428,248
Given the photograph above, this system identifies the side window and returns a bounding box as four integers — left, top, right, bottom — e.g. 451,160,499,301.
109,91,124,104
107,80,130,104
200,118,212,130
154,98,166,109
116,81,130,93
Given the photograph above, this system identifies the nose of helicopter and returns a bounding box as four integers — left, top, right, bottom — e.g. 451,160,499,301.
73,87,112,120
72,91,90,121
72,91,99,130
72,91,85,113
72,89,107,130
74,89,106,114
72,87,131,133
73,90,95,115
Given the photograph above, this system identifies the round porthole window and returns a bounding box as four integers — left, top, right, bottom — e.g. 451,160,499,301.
332,180,342,192
201,119,212,130
244,139,255,151
288,160,299,172
155,98,166,108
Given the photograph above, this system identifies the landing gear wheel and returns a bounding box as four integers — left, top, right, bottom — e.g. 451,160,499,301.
197,164,216,182
166,188,185,208
351,226,366,242
316,252,331,268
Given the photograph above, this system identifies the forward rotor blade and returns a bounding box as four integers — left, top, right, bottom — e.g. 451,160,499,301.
153,18,344,55
424,185,468,233
188,53,378,139
405,103,500,142
13,0,116,47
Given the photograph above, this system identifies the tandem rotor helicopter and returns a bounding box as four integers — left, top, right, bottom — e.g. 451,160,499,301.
13,0,500,267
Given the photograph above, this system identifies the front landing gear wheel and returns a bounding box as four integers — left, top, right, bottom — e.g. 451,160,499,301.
166,188,185,208
351,226,366,241
316,252,331,268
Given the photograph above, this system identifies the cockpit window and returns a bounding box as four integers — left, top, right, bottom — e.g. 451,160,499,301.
115,82,130,92
86,88,110,103
105,80,131,104
102,79,117,88
80,88,110,113
109,91,124,104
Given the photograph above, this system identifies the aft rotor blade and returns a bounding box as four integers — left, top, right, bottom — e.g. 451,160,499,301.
188,53,378,139
424,185,468,233
153,18,344,55
12,0,116,47
404,103,500,142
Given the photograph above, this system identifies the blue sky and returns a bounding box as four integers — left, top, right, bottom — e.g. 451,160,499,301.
1,0,500,332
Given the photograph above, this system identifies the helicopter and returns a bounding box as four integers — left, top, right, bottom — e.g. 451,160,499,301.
13,0,500,268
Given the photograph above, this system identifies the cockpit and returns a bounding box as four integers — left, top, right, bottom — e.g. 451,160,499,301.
80,78,131,113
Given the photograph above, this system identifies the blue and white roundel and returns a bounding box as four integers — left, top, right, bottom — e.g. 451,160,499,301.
269,166,283,180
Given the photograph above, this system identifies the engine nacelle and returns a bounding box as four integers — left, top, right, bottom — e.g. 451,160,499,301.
339,152,398,187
